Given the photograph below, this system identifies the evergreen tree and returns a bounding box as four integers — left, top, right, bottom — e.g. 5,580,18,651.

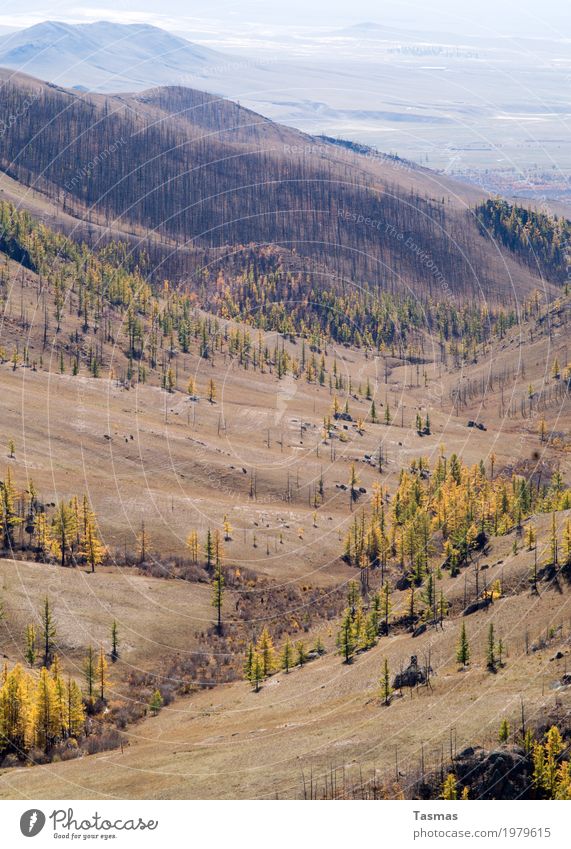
381,581,391,634
211,555,224,634
251,651,263,692
499,718,510,743
110,620,119,663
456,622,470,668
296,641,307,667
243,642,255,683
337,609,356,663
280,635,293,673
204,528,214,569
53,501,76,567
84,645,96,702
41,597,56,668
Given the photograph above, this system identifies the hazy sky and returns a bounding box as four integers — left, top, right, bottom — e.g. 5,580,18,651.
0,0,570,39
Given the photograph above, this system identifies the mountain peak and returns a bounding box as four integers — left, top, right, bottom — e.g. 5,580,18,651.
0,19,229,92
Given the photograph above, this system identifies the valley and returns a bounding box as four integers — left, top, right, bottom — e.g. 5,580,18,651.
0,63,570,801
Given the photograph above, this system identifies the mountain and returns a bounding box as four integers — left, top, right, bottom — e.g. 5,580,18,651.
1,19,571,206
0,68,559,306
0,20,232,92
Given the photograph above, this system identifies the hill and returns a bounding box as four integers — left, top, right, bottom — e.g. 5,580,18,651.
0,193,571,797
0,70,561,307
0,21,231,92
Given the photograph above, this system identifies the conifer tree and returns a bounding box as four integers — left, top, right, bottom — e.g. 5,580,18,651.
549,512,558,566
211,556,224,634
80,497,105,572
66,677,85,738
41,597,56,668
110,620,119,663
243,642,255,683
256,627,276,677
499,718,510,743
137,521,149,563
251,651,263,692
337,609,356,663
96,647,109,701
223,515,233,541
186,529,199,563
149,690,163,715
25,623,36,667
380,657,392,705
0,664,32,752
1,467,21,548
296,641,307,667
34,513,56,561
280,636,293,673
349,463,359,509
53,501,75,567
381,581,391,634
486,623,497,672
35,667,58,753
84,645,96,702
456,622,470,668
441,774,458,800
204,528,214,569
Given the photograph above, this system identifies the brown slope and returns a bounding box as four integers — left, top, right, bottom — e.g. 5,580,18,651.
0,70,557,303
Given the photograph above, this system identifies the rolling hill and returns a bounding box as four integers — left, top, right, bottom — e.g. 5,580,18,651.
0,69,560,307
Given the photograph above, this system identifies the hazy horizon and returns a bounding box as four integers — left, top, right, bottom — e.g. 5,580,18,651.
0,0,570,41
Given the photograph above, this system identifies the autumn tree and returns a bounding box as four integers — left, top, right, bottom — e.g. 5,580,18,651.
25,624,36,667
1,467,21,548
35,667,58,753
186,529,199,563
380,657,392,705
149,690,163,715
80,496,105,572
96,647,109,701
441,774,458,800
256,627,276,677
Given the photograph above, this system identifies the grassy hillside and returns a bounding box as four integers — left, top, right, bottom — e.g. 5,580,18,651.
0,98,571,799
0,70,560,304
